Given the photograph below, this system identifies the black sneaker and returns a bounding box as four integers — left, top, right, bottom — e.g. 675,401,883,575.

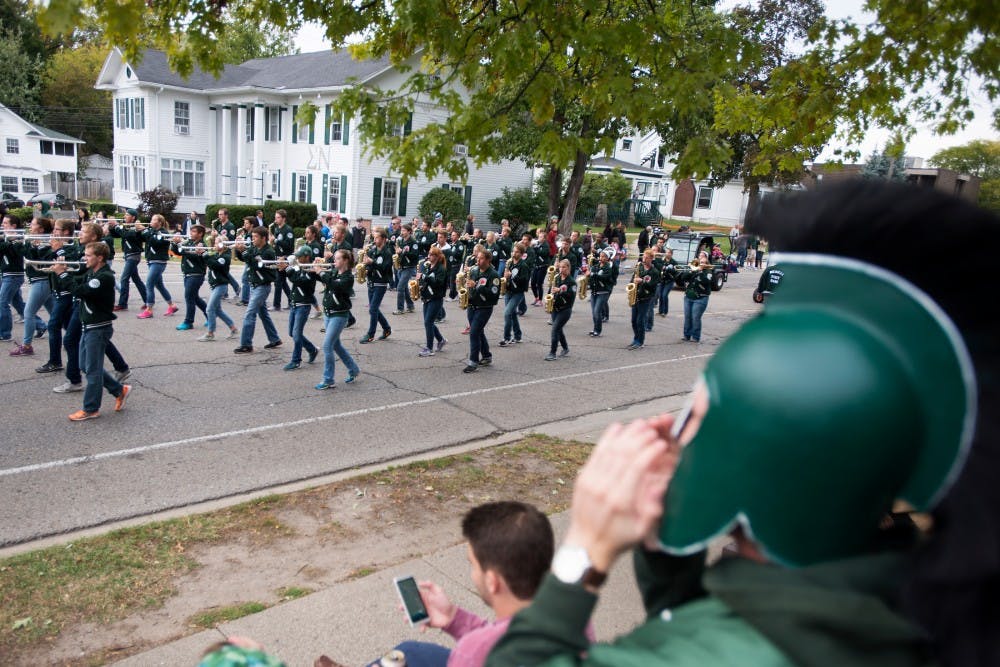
234,345,254,354
479,357,492,366
378,329,392,340
498,339,511,347
264,340,283,349
463,364,478,373
36,361,63,373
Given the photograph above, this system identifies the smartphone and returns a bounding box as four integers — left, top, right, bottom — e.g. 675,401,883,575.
393,575,429,626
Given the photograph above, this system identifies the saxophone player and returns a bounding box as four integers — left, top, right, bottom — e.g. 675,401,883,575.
587,248,616,338
393,223,419,315
359,227,394,344
499,242,530,346
545,258,576,361
627,249,659,350
462,247,500,373
416,246,448,357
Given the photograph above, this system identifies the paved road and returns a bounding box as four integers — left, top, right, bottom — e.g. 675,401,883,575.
0,261,764,546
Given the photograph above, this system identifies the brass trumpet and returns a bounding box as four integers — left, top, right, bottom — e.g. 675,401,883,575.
175,245,211,254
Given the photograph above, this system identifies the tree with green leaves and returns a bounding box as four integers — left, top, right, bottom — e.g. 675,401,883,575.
931,140,1000,211
39,43,114,159
861,145,907,182
0,29,44,119
215,10,299,65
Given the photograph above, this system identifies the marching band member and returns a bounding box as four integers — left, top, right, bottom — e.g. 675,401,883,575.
314,249,360,390
10,217,54,356
283,246,320,370
325,224,356,328
459,242,480,336
55,222,131,393
107,208,146,311
52,241,131,421
393,223,419,315
656,247,678,318
644,238,667,333
359,227,394,344
497,226,513,276
627,248,659,350
682,252,713,343
499,242,530,346
445,230,465,301
545,258,575,361
233,226,282,354
568,230,585,277
37,219,78,373
137,214,178,319
269,209,295,311
415,218,435,260
198,238,239,341
484,231,502,271
0,213,33,343
587,248,616,338
303,224,325,319
214,208,242,300
237,216,255,305
462,246,500,373
432,229,451,322
171,224,209,331
416,245,448,357
529,228,551,307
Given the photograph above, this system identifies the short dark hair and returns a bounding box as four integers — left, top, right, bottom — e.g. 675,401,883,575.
3,213,22,228
86,241,110,261
275,209,287,220
461,501,553,600
251,225,268,239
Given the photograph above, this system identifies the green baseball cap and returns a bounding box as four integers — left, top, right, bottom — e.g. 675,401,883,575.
658,253,975,566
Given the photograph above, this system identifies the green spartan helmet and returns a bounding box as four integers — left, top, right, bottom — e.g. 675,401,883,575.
658,254,976,567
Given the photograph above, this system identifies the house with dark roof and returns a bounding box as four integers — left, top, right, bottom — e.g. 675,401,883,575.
94,48,533,219
0,103,83,200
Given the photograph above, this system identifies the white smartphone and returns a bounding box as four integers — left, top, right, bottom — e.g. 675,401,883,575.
393,575,430,626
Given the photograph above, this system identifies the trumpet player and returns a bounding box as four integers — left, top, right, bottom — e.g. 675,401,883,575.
237,216,255,305
107,208,146,311
283,246,320,371
10,217,54,356
359,226,393,345
1,213,36,343
215,208,242,301
303,224,325,320
137,214,178,319
269,209,295,311
314,249,360,390
462,247,500,373
325,224,356,328
529,228,551,307
171,224,209,332
499,242,530,347
393,223,419,315
233,226,282,354
627,248,659,351
198,238,239,342
682,251,713,344
416,245,448,357
51,241,131,421
545,258,576,361
587,248,616,338
37,219,79,373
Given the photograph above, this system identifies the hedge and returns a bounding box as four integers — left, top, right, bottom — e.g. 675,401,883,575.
5,207,35,222
204,200,318,231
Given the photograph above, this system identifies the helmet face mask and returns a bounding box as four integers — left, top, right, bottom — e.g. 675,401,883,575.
657,254,976,567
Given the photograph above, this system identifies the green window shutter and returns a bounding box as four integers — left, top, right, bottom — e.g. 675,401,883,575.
307,173,313,203
464,185,472,215
339,175,347,213
398,183,408,217
372,177,382,216
308,116,315,144
442,183,451,189
276,169,281,197
324,104,331,145
292,105,298,144
291,172,297,201
342,114,349,145
404,112,413,136
322,174,329,210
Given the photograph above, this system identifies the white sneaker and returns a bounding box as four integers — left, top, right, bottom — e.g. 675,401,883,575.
53,381,83,393
197,333,215,342
226,328,238,340
14,315,24,324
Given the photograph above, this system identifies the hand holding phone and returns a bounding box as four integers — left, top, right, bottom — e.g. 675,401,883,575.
393,576,430,627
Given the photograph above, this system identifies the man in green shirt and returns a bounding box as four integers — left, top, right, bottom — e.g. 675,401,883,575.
462,248,500,373
269,209,295,310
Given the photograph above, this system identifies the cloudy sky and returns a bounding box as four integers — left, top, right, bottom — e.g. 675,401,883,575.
295,1,996,162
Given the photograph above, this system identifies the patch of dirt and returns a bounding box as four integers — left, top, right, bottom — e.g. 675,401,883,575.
9,436,591,666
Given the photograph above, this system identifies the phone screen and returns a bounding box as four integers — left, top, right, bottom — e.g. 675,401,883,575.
394,576,429,625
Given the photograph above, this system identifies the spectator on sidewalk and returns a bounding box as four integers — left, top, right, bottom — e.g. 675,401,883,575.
358,501,556,667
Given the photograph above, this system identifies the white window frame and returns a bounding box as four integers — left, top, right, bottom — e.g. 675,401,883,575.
446,183,463,194
453,144,468,158
270,172,280,197
329,114,342,142
621,139,633,151
5,138,18,154
118,154,131,191
296,174,308,203
390,124,405,138
1,175,17,192
39,141,74,156
381,178,399,216
696,186,714,209
264,106,280,142
327,174,341,211
245,110,255,142
159,158,204,197
115,98,145,130
21,178,39,194
174,101,190,135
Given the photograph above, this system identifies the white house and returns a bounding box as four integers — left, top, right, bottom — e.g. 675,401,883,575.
0,103,83,200
95,48,533,222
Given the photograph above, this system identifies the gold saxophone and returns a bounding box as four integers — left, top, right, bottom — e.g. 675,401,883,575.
546,264,556,287
500,276,507,296
356,247,368,284
626,282,637,307
544,292,555,313
458,288,469,309
576,273,589,300
392,252,401,269
408,278,420,301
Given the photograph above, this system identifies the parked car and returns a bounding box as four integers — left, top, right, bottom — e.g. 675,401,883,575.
1,192,25,211
664,232,728,291
27,192,72,209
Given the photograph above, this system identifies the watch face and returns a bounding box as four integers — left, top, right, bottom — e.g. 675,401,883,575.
552,544,590,584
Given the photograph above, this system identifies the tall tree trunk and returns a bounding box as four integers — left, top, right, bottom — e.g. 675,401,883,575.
743,180,761,231
559,149,589,235
547,166,563,220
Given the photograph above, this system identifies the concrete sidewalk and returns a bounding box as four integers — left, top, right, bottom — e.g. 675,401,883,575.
113,395,692,667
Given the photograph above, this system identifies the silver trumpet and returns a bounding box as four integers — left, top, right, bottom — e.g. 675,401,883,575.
218,239,248,247
257,256,295,266
176,245,214,255
24,259,85,271
4,233,80,241
155,232,192,240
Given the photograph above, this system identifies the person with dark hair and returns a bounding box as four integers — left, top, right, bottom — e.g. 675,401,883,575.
360,502,555,667
314,249,360,390
171,224,209,332
269,209,295,310
107,208,146,311
488,181,997,667
233,226,282,354
9,216,54,356
359,226,393,344
545,258,575,361
137,214,179,319
416,245,448,357
0,213,32,342
393,223,419,315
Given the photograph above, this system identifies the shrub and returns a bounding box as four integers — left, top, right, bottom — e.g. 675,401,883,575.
204,204,260,226
6,207,35,222
264,200,317,229
488,186,546,234
137,186,179,218
418,188,466,224
82,201,118,217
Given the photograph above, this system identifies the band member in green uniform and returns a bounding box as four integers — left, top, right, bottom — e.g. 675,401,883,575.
462,248,500,373
315,249,360,390
107,208,145,311
445,230,465,301
587,248,616,337
198,238,239,341
682,253,713,343
546,258,576,360
269,209,295,310
171,224,209,331
360,227,394,344
283,246,319,370
500,242,530,346
233,226,282,353
394,223,419,314
53,241,131,421
628,248,659,350
530,228,551,307
417,245,448,356
137,214,178,319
